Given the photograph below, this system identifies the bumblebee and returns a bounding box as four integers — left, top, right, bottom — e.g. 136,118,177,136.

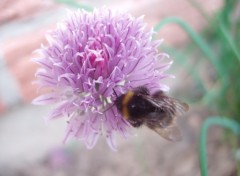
115,86,189,141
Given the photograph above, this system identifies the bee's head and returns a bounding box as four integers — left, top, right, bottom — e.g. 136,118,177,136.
113,89,125,112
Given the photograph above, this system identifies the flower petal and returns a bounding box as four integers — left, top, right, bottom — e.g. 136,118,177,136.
32,93,60,105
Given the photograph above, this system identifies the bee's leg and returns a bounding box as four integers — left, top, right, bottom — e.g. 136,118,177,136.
129,120,143,128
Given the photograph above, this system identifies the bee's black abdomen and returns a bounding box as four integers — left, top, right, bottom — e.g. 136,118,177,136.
128,94,155,118
114,87,162,124
115,95,124,112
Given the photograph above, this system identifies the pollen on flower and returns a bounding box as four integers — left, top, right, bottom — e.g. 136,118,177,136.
33,7,172,151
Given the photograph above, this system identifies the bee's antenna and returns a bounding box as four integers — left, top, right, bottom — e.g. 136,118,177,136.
113,88,118,97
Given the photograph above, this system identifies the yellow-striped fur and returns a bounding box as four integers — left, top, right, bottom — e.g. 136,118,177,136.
122,91,134,119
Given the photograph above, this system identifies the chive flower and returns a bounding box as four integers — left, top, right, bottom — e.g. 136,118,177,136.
33,8,172,151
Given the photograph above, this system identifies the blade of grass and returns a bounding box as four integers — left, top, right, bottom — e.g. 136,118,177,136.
55,0,93,11
162,45,208,97
187,0,210,22
218,18,240,63
199,117,240,176
154,17,224,79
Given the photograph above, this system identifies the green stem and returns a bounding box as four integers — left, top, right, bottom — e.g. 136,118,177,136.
154,17,223,78
187,0,210,22
218,18,240,63
55,0,93,11
199,117,240,176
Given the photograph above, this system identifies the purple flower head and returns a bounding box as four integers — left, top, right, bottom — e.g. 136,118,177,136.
33,8,172,151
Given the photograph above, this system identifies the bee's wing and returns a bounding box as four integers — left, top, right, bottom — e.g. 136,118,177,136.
141,92,189,141
143,112,182,141
171,99,189,116
143,91,189,116
151,124,182,141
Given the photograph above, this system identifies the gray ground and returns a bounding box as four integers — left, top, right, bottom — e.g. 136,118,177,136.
0,104,236,176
